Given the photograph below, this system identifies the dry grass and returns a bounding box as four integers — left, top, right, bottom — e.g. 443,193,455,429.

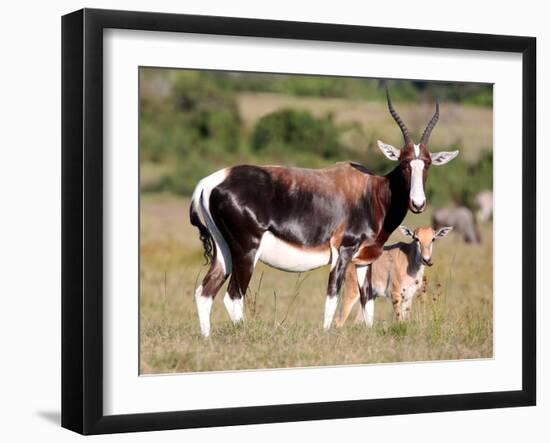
237,93,492,161
140,195,493,374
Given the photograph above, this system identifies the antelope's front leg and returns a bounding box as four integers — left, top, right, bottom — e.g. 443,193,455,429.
401,297,413,320
324,247,354,330
390,289,403,322
358,265,375,326
353,244,383,326
401,286,417,320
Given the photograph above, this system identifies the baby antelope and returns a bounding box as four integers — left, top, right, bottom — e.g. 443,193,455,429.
335,225,453,326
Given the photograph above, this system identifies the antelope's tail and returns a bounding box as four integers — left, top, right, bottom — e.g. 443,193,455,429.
189,186,214,264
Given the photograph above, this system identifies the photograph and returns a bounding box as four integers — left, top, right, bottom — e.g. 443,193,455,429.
139,68,494,375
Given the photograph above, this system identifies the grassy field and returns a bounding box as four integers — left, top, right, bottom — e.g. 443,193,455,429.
139,194,493,374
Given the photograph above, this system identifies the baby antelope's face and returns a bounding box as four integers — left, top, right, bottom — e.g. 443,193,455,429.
414,227,436,266
399,225,454,266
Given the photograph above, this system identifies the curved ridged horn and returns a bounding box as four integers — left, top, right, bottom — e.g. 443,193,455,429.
386,88,411,144
420,98,440,145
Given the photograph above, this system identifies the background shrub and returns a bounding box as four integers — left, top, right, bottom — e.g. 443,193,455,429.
140,70,241,163
251,109,346,158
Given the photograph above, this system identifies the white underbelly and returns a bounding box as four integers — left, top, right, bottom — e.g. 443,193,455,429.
257,231,331,272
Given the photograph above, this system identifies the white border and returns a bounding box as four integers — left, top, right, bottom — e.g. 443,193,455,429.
104,29,522,415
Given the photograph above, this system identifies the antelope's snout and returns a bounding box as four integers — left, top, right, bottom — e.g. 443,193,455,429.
421,256,433,266
410,199,426,214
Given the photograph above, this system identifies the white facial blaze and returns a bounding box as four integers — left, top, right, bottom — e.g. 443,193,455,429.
420,242,433,262
409,159,426,209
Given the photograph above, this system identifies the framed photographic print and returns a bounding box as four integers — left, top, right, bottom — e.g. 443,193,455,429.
61,8,536,435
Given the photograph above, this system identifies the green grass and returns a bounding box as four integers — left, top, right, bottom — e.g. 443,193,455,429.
139,196,493,374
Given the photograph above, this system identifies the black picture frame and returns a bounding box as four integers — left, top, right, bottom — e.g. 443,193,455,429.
61,8,536,435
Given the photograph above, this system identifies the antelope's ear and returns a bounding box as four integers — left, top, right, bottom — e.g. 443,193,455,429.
430,150,459,166
434,226,453,240
377,140,400,161
399,225,415,238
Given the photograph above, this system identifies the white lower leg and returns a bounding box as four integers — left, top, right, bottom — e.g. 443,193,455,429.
224,292,244,323
362,297,374,327
323,295,338,330
401,298,413,320
195,286,213,337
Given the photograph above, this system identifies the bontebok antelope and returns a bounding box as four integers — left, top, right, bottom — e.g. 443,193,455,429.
190,93,459,336
335,225,453,327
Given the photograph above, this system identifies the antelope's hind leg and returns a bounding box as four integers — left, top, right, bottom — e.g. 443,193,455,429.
213,227,261,325
209,187,265,326
195,261,229,337
223,251,260,324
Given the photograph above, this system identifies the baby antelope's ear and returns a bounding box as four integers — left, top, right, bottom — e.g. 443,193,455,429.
399,225,415,238
434,226,453,240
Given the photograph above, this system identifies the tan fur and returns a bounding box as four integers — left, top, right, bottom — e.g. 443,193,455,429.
335,226,449,326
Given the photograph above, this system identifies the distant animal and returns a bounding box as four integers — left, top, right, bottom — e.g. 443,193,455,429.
432,206,480,244
189,92,459,337
475,190,493,223
334,225,453,326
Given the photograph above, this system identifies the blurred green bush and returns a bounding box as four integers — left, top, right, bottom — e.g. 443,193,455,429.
140,70,241,163
251,109,346,158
